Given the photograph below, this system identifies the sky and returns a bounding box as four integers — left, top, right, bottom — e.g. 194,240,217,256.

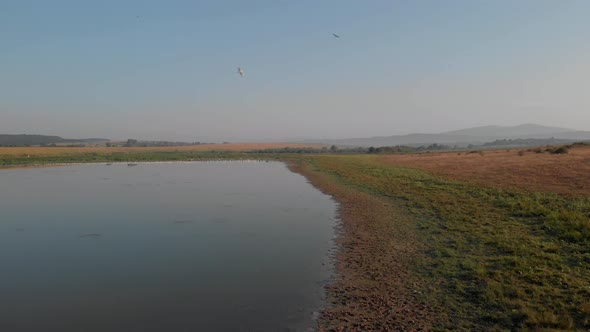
1,0,590,141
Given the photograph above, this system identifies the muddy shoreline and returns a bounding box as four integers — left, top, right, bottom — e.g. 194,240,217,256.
288,161,437,331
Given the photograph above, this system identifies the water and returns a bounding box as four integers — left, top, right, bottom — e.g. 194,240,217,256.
0,161,337,332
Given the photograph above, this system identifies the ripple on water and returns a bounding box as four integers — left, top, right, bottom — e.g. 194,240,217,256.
79,233,102,238
173,219,193,224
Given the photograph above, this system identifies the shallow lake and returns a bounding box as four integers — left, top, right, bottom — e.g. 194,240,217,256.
0,161,337,332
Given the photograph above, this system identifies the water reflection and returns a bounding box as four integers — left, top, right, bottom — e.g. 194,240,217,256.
0,162,337,332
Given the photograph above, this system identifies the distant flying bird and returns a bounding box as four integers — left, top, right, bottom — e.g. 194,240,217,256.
237,67,245,77
332,33,340,38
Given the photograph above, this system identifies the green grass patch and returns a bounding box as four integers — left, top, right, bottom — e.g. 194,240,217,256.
302,155,590,330
0,150,258,166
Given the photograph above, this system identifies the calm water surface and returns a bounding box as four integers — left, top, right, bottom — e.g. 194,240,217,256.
0,161,337,332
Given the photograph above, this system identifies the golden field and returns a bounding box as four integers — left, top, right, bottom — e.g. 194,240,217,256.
380,144,590,196
0,143,321,157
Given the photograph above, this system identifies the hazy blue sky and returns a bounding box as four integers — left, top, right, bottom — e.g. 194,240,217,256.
1,0,590,141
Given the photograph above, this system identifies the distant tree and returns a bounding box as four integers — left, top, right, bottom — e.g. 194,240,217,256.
125,139,138,147
330,145,338,152
550,146,569,154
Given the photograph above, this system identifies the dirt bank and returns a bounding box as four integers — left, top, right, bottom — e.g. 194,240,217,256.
288,161,439,331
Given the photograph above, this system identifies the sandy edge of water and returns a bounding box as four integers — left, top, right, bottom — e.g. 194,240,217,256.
287,161,437,331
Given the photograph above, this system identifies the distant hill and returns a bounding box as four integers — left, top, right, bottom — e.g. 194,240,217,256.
482,138,580,148
0,134,109,146
299,124,590,147
443,124,574,137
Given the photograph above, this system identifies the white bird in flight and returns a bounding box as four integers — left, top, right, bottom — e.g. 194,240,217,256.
238,67,245,77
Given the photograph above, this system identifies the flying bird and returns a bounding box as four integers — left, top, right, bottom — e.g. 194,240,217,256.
332,33,340,38
237,67,245,77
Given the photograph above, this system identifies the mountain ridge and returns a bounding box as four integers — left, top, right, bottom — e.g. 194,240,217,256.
0,134,109,146
298,124,590,147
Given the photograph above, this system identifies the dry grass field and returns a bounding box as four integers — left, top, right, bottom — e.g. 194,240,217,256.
380,144,590,196
0,143,320,157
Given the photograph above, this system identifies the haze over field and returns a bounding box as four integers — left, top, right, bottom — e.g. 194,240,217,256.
2,1,590,141
301,124,590,147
